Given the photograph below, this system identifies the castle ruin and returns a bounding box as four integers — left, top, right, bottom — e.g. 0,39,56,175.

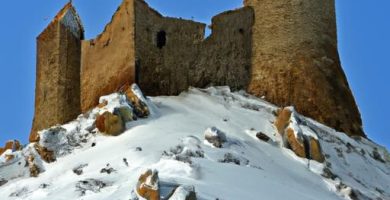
30,0,364,142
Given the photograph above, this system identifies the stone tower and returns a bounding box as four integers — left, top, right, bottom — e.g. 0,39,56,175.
29,0,365,141
30,3,84,142
245,0,364,137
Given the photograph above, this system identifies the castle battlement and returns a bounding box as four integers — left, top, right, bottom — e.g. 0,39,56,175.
30,0,364,142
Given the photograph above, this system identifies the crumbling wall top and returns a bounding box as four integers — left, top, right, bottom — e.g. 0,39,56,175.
40,2,84,39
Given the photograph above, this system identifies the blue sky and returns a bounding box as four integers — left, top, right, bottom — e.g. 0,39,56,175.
0,0,388,149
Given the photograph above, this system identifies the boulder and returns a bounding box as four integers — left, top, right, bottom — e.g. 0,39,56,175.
123,84,150,118
309,137,325,163
136,169,160,200
274,107,292,135
0,140,22,156
371,148,385,163
27,155,41,177
274,107,325,163
5,140,21,151
286,128,306,158
76,179,108,196
4,142,12,150
4,154,15,162
34,143,56,163
256,132,271,142
168,186,197,200
37,126,75,158
113,106,135,123
97,100,108,108
322,167,337,180
96,111,125,136
0,178,7,187
204,127,227,148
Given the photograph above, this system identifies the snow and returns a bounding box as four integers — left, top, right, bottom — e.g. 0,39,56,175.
99,93,131,114
203,127,227,148
168,185,195,200
0,86,389,200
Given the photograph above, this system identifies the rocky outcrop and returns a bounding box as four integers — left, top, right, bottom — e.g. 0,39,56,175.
76,179,108,196
114,106,136,122
168,186,197,200
4,140,21,151
27,155,41,177
122,84,150,118
4,154,15,162
0,144,46,179
0,140,22,156
274,108,292,136
309,137,325,163
256,132,271,142
204,127,227,148
136,169,160,200
285,128,306,158
34,143,56,163
96,111,125,136
95,84,151,136
275,107,325,163
0,179,7,187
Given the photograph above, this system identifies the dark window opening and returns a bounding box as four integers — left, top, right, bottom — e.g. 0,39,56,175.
156,31,166,49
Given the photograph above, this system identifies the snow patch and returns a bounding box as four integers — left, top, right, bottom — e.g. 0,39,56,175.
0,86,388,200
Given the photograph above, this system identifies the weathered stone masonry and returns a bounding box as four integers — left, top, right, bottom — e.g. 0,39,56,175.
31,3,83,142
81,0,136,112
134,1,253,96
31,0,364,142
245,0,364,137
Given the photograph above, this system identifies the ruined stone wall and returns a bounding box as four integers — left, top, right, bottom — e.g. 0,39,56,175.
81,0,136,112
134,0,205,96
31,22,60,142
31,4,83,142
244,0,364,137
31,0,365,142
58,23,82,126
135,0,253,96
190,7,254,90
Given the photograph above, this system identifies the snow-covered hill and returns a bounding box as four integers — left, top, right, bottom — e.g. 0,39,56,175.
0,86,389,200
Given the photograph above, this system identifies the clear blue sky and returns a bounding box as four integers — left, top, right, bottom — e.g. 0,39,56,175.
0,0,388,149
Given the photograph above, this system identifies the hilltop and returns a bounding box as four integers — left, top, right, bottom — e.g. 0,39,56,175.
0,86,388,200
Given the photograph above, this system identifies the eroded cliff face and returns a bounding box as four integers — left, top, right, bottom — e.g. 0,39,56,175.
245,0,364,137
80,0,136,112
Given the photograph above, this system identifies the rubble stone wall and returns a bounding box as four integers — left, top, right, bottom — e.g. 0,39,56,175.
81,0,136,112
31,5,83,142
